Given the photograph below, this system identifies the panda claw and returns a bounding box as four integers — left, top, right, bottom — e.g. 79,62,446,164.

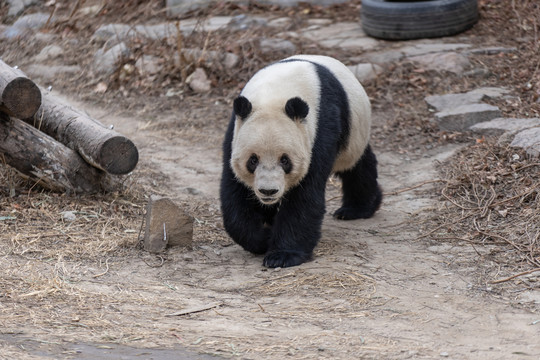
334,206,376,220
263,250,311,268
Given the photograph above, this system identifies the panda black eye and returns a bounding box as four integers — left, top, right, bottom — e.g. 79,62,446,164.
247,154,259,173
280,154,292,174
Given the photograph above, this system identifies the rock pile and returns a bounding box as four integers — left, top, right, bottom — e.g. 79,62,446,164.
425,88,540,156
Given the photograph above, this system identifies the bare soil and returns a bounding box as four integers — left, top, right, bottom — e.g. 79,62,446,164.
1,1,540,359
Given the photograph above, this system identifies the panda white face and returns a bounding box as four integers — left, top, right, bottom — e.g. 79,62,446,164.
231,96,312,205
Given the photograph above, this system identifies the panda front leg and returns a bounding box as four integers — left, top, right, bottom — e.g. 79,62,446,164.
263,182,326,268
334,144,382,220
220,167,273,255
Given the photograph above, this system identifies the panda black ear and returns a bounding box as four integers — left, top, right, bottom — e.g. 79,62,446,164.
233,96,252,119
285,97,309,120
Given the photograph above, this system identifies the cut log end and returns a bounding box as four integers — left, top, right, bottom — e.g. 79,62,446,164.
100,136,139,175
2,77,42,119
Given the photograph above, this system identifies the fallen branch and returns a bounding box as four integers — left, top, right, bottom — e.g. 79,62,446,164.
165,302,222,317
384,179,446,196
490,268,540,284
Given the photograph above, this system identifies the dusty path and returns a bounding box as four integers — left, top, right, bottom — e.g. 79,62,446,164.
34,103,535,359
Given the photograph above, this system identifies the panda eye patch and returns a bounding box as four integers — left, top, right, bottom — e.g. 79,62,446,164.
247,154,259,173
280,154,292,174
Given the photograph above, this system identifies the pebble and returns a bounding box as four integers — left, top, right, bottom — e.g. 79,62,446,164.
259,38,297,55
186,68,211,93
34,44,64,62
408,52,471,74
93,42,131,76
347,63,383,83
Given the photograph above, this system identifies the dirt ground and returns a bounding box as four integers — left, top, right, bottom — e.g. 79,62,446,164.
1,1,540,359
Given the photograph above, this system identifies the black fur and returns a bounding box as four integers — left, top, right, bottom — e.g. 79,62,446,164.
233,96,252,119
334,145,382,220
285,97,309,120
220,59,381,268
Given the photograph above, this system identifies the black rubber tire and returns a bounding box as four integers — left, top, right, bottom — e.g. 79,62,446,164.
361,0,479,40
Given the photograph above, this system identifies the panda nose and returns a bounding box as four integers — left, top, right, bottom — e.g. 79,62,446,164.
259,188,278,196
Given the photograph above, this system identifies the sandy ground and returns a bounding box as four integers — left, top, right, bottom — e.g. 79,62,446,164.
3,99,538,359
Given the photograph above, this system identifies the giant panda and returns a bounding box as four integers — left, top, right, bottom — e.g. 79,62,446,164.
220,55,382,268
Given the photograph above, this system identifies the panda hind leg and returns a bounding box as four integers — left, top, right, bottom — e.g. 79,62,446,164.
334,144,382,220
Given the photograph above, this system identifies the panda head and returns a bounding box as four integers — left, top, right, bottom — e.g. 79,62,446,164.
230,95,312,205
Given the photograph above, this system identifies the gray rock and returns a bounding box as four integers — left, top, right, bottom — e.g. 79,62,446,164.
408,52,471,74
176,48,239,69
186,68,211,93
2,12,51,39
260,38,297,55
425,93,484,112
34,44,64,62
7,0,39,17
135,55,162,76
510,127,540,157
258,0,348,5
363,49,404,65
466,47,518,55
134,23,176,40
93,42,131,76
301,22,378,51
229,14,268,31
25,64,82,82
468,87,512,100
470,118,540,136
347,63,383,83
400,43,472,57
91,23,135,43
166,0,215,16
434,104,502,132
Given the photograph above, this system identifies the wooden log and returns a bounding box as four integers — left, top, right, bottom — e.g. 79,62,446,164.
0,60,42,119
0,113,113,193
25,92,139,175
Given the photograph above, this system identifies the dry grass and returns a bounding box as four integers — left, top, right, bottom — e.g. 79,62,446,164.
423,139,540,286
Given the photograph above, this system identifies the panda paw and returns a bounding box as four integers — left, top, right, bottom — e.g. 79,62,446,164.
334,206,376,220
263,250,311,268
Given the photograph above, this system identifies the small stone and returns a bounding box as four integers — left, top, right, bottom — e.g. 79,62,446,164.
25,64,82,82
93,42,131,76
434,104,501,132
348,63,383,83
91,24,134,43
228,14,268,30
144,195,193,253
34,44,64,62
260,38,297,55
135,55,162,75
7,0,40,17
179,48,239,69
2,12,51,39
408,52,471,74
166,0,216,16
400,43,472,57
186,68,211,93
62,211,77,222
